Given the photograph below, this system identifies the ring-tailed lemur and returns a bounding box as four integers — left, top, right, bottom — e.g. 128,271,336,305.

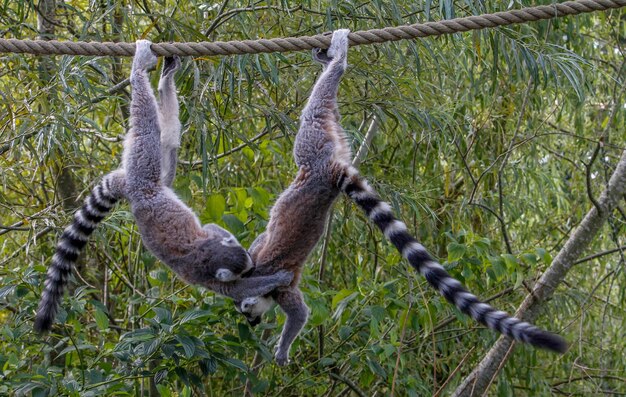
34,42,293,333
234,29,567,366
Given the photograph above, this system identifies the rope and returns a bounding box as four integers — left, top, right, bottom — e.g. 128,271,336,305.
1,0,624,57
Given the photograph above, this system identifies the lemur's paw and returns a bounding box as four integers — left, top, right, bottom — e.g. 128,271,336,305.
312,47,333,66
133,40,157,71
274,349,290,366
327,29,350,62
215,268,239,282
162,55,181,78
275,270,294,286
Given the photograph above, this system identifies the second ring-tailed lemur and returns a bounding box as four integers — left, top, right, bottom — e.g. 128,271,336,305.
34,42,293,332
235,29,567,366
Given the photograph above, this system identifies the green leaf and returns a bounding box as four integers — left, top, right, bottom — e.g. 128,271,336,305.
154,369,168,384
366,358,387,378
536,248,552,264
56,344,96,358
152,307,172,325
447,242,466,262
222,357,248,371
176,335,195,359
177,309,212,325
0,285,15,299
203,194,226,222
222,214,244,234
308,299,330,327
521,253,537,267
199,358,217,376
94,306,109,331
319,357,335,367
331,289,355,310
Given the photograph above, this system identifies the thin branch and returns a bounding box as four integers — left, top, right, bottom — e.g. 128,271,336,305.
90,78,130,104
584,142,603,214
390,276,413,397
496,78,533,254
316,115,379,360
0,226,53,267
352,117,379,168
433,347,475,397
329,372,367,397
573,245,626,265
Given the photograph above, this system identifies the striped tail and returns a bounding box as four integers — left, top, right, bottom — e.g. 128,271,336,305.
339,167,567,353
34,172,122,333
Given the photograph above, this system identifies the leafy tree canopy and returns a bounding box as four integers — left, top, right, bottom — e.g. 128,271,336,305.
0,1,624,395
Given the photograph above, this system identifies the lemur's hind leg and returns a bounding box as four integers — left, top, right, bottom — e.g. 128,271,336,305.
248,232,267,262
158,56,182,188
123,40,160,200
274,289,309,366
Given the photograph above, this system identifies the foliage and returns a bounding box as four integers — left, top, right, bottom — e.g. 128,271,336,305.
1,0,625,395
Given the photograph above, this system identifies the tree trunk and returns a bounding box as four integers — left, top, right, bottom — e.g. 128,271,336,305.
452,149,626,397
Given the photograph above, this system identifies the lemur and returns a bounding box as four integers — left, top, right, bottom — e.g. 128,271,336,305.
34,41,293,333
234,29,567,366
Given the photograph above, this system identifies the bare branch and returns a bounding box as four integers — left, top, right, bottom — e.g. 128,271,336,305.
452,149,626,397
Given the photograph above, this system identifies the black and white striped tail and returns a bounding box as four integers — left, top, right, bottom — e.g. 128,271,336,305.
34,174,121,333
339,166,567,353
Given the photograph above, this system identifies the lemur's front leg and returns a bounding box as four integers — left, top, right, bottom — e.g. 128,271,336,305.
274,289,309,366
124,40,161,199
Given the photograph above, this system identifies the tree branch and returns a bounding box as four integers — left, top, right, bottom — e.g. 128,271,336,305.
452,149,626,397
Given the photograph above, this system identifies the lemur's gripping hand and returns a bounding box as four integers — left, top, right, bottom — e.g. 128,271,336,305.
312,29,350,69
162,56,181,79
132,40,157,73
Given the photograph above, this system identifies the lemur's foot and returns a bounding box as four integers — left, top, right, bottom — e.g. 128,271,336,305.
274,347,290,367
133,40,157,72
312,47,333,65
162,55,181,78
312,29,350,68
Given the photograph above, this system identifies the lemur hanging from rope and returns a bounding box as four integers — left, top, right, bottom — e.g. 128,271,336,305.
35,41,293,332
234,29,567,366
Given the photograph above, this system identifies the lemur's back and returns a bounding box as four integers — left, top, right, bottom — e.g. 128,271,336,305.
249,42,353,279
131,188,208,259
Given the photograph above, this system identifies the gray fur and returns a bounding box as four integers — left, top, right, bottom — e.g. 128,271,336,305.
235,29,566,363
34,42,292,332
235,29,353,366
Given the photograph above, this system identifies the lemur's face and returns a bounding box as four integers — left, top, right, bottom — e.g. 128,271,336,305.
234,296,274,327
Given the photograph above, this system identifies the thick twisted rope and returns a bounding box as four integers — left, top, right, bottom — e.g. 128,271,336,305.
1,0,624,57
